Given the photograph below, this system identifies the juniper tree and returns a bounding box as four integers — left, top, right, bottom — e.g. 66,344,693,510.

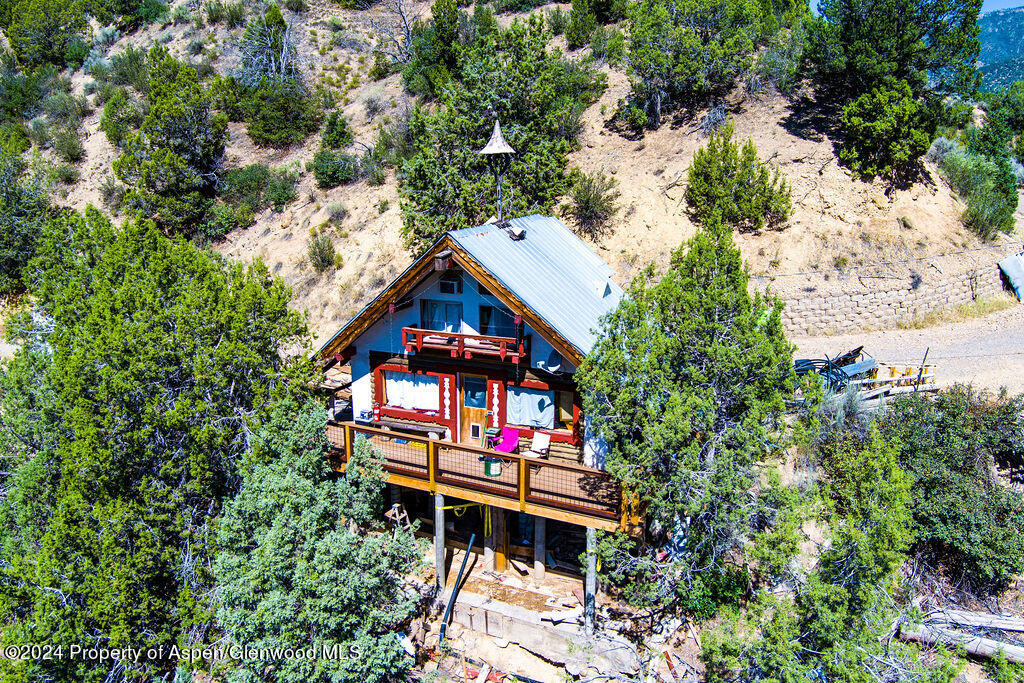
216,400,423,683
577,214,796,612
0,152,48,295
0,208,308,682
399,15,606,250
113,49,227,233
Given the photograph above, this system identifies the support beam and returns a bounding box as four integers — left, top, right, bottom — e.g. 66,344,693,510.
485,506,508,572
389,485,401,507
434,493,446,592
585,527,597,635
494,507,507,572
533,517,546,582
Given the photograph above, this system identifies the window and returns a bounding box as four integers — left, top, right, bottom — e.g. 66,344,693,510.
463,376,487,409
505,386,554,429
383,371,440,411
420,300,462,332
439,273,462,295
555,391,574,430
480,305,517,338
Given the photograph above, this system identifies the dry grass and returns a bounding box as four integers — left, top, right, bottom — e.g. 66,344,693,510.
897,292,1018,330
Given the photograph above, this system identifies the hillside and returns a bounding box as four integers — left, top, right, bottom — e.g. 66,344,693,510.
56,0,1024,349
979,4,1024,89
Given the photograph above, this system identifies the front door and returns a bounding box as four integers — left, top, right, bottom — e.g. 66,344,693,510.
459,374,488,446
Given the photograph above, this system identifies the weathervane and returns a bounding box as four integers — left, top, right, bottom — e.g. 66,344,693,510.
478,107,516,223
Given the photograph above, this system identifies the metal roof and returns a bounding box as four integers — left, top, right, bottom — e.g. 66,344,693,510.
449,215,624,355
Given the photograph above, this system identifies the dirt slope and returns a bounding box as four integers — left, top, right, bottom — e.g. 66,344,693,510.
56,0,1024,348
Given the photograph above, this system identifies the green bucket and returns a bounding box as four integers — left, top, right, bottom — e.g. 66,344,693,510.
483,458,502,477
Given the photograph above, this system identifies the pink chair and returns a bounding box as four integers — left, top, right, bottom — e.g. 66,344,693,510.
491,427,520,453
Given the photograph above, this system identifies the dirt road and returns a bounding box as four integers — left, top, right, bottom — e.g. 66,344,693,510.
791,304,1024,395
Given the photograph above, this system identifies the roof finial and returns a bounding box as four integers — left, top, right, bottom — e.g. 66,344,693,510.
478,107,516,223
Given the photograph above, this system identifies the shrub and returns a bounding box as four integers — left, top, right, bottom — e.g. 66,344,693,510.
472,3,498,36
877,387,1024,588
940,149,1018,239
590,25,609,61
110,45,150,91
27,117,50,147
50,161,79,184
99,175,125,211
839,80,932,182
565,0,597,50
686,121,792,231
201,201,252,240
322,110,354,148
265,170,297,208
308,232,337,272
243,80,321,147
283,0,306,11
43,91,87,123
312,149,359,188
566,169,620,235
0,122,30,155
99,88,144,146
224,0,245,27
219,163,297,211
52,126,84,162
547,6,567,35
205,0,225,23
605,27,625,66
364,96,384,120
925,136,961,165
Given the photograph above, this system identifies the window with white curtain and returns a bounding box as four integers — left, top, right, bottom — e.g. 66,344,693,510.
505,386,554,429
384,371,440,411
420,300,462,332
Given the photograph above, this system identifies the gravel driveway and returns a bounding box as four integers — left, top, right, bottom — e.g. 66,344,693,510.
791,304,1024,395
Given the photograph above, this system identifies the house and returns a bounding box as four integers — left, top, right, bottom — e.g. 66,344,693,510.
318,214,633,609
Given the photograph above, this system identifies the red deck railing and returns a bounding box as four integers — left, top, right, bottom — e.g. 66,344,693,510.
401,327,528,363
325,421,628,530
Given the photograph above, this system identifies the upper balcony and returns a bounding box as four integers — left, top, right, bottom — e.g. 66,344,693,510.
402,326,529,364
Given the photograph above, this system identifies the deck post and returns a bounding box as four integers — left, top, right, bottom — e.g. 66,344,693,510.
533,516,546,582
494,508,507,572
585,527,597,635
434,493,446,592
484,506,508,572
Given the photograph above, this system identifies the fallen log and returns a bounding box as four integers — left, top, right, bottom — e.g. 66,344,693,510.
899,623,1024,664
926,609,1024,634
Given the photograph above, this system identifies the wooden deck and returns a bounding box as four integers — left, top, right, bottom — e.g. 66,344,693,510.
326,421,632,532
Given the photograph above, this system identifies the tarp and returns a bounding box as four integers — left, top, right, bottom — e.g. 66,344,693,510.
999,253,1024,301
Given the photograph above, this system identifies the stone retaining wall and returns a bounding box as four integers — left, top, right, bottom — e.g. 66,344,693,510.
777,265,1007,336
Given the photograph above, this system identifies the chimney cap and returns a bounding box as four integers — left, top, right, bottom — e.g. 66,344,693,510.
478,119,516,156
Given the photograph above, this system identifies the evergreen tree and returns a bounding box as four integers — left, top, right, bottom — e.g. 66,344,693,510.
625,0,763,129
565,0,597,50
809,0,981,99
686,121,792,231
216,400,423,683
838,79,934,181
577,214,796,611
114,49,227,234
399,16,606,250
0,208,308,681
0,152,48,295
5,0,88,67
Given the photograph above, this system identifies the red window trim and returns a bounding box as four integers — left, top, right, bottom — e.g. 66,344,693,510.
373,364,454,430
369,359,582,445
